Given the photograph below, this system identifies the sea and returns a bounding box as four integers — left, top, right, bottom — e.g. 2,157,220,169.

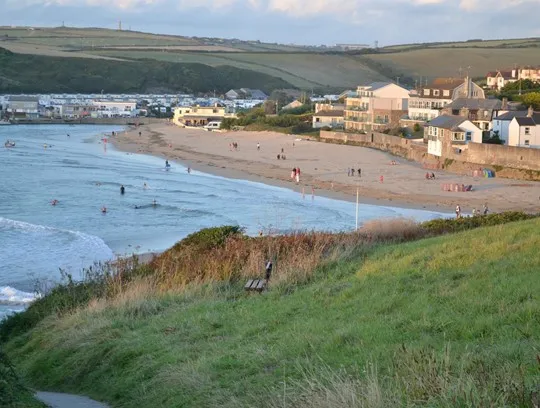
0,125,446,319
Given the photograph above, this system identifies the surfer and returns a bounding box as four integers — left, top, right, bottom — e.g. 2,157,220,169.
120,185,125,195
101,206,107,214
165,160,170,168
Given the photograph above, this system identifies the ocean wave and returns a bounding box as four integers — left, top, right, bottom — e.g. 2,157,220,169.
0,286,40,305
0,217,114,261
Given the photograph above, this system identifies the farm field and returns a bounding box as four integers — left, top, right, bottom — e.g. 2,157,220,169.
366,47,540,78
88,50,388,88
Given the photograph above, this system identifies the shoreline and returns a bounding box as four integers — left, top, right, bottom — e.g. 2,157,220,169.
111,124,540,214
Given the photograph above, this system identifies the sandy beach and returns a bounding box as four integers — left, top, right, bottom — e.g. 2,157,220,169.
112,123,540,214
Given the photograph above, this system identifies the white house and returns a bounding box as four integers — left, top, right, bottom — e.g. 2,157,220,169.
508,107,540,148
425,115,482,157
491,110,533,144
312,110,344,129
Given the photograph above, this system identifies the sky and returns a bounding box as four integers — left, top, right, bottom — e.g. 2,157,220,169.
2,0,540,46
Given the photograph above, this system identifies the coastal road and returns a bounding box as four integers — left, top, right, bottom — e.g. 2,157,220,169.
35,392,109,408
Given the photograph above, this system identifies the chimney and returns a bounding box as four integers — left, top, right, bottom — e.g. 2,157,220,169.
502,97,508,110
463,76,470,98
527,105,534,118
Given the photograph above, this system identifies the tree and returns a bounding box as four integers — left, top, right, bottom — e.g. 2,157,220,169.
519,92,540,110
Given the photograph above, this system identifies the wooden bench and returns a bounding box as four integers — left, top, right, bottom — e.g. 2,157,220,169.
244,279,266,293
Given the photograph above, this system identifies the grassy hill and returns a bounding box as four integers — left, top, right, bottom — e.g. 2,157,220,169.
2,26,540,90
1,215,539,407
0,47,293,94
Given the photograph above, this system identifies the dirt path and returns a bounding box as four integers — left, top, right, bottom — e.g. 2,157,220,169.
35,392,109,408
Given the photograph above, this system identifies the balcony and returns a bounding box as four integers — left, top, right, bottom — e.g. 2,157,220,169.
345,106,368,112
345,116,369,122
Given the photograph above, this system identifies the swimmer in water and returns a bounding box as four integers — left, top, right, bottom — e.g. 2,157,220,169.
101,206,107,214
152,199,157,207
165,160,170,168
143,182,148,190
51,199,58,206
187,167,191,174
120,185,125,195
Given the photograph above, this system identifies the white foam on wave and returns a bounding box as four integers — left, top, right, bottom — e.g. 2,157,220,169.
0,216,114,260
0,286,39,305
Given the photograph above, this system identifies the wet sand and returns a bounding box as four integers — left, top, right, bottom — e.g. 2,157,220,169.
111,123,540,214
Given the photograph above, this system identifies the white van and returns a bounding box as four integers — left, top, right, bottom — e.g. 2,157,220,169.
204,121,222,131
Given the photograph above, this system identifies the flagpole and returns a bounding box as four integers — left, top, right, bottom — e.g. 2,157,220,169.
355,187,359,230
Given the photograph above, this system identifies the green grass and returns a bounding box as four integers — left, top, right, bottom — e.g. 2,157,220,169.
0,351,45,408
366,47,540,78
88,51,387,88
0,47,293,94
3,218,540,407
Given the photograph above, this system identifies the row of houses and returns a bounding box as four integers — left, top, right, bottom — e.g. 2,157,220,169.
486,66,540,91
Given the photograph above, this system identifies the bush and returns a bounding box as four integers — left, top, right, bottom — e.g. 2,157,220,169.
421,211,536,235
172,225,244,252
413,123,421,132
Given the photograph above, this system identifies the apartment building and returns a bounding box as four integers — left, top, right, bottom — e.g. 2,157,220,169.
344,82,409,131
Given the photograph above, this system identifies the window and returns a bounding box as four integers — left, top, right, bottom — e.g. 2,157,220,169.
525,127,530,135
316,117,320,122
424,89,431,96
443,90,450,97
433,90,440,96
466,132,472,141
524,140,530,146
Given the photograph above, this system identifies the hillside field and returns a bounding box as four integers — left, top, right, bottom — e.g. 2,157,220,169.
2,216,539,407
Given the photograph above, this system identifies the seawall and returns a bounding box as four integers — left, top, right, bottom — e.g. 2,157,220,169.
320,130,540,181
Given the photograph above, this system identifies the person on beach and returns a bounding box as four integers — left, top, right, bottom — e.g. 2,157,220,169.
431,172,435,180
277,154,281,160
455,205,461,219
483,203,489,215
357,168,361,177
257,142,260,151
281,148,284,154
120,185,125,195
296,167,301,177
139,131,142,137
351,168,355,176
380,175,384,183
347,168,351,177
165,160,170,168
187,167,192,174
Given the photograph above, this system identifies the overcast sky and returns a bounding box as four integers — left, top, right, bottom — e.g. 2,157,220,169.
2,0,540,46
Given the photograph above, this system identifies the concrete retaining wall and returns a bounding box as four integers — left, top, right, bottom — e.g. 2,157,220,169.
320,130,540,180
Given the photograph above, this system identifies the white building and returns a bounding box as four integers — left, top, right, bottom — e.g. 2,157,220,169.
344,82,410,131
425,115,482,157
92,101,137,117
508,107,540,148
408,77,485,122
312,110,344,129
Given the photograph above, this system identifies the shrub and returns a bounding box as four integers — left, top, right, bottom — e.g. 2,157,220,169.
421,211,537,235
413,123,421,132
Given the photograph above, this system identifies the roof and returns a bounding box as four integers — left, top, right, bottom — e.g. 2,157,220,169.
445,98,502,110
427,78,464,90
515,117,536,126
314,110,344,117
368,82,392,91
247,89,268,99
494,111,530,121
427,115,467,130
9,96,39,102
